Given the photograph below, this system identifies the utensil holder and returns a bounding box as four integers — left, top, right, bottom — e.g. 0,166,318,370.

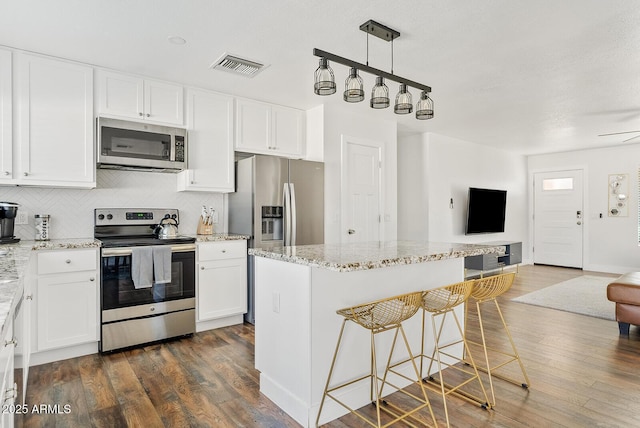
197,218,213,235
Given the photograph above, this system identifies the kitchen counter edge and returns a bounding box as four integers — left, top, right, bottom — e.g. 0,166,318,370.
248,241,506,272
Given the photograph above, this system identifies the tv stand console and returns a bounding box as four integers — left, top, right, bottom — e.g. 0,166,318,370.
465,241,522,278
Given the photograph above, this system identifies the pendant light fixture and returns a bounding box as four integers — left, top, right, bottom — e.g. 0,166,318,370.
370,76,390,108
343,67,365,102
314,58,336,95
313,20,433,120
416,90,434,120
394,83,413,114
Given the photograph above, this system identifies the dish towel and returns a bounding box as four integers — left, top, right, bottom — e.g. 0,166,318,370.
131,247,154,289
153,245,172,285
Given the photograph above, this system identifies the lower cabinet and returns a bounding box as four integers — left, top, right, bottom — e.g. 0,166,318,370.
0,316,15,427
35,249,98,352
197,241,247,325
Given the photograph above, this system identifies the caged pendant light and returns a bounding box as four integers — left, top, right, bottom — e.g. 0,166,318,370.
415,90,434,120
313,19,433,120
344,67,365,102
394,83,413,114
314,58,336,95
371,76,390,108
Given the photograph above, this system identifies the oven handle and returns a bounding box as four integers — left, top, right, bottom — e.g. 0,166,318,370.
101,244,196,257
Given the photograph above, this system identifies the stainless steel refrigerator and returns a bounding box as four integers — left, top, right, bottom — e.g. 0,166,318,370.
228,155,324,324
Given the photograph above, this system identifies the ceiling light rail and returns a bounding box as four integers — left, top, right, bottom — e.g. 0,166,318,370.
313,19,434,120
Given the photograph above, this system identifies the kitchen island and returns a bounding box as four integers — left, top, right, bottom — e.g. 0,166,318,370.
249,241,505,427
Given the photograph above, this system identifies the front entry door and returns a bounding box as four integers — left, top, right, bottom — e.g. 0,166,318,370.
533,169,584,268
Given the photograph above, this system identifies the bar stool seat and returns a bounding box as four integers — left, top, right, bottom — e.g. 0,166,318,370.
414,280,490,428
316,291,437,428
465,272,530,407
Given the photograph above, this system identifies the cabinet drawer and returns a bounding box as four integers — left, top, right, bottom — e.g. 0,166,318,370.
198,240,246,261
37,249,97,275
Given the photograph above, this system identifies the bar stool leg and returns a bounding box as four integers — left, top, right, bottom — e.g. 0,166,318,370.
492,298,530,388
316,319,348,428
475,299,496,407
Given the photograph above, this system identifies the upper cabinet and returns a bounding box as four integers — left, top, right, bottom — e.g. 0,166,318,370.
97,70,184,126
235,98,305,158
12,53,95,188
0,49,11,182
178,88,234,192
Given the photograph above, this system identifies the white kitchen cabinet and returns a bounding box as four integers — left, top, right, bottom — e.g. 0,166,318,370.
35,249,98,351
14,53,95,188
0,316,15,426
177,89,234,192
0,49,11,184
197,241,247,323
235,98,305,158
97,70,184,125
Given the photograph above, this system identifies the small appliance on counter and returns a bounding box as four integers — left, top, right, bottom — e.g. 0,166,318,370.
34,214,50,241
0,202,20,244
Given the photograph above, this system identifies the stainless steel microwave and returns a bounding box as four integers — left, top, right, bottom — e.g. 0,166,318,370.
97,117,187,172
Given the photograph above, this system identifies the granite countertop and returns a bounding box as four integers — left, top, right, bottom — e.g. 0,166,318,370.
193,233,250,242
0,244,35,338
249,241,505,272
0,238,101,339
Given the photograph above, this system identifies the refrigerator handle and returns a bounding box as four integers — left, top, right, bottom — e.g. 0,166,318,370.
289,182,297,246
283,183,291,246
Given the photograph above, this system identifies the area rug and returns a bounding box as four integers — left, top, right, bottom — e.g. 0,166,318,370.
511,275,616,321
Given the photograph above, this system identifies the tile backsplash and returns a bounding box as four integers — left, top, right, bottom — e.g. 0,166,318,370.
0,170,225,240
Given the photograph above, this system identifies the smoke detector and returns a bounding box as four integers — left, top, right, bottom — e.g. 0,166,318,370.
210,53,268,78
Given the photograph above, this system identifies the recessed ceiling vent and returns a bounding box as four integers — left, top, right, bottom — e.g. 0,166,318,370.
210,53,268,78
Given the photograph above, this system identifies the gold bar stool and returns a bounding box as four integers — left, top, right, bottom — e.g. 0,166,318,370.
465,272,530,407
316,291,437,428
416,281,490,427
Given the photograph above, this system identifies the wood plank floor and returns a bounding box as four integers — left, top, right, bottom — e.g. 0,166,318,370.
18,264,640,427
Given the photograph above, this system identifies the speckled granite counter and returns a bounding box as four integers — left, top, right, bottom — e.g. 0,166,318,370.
249,241,504,272
27,238,101,250
194,233,250,242
0,239,100,339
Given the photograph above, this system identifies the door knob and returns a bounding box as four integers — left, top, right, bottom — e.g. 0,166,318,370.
347,229,355,234
577,221,582,225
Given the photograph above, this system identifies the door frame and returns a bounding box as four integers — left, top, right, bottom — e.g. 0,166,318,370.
529,165,589,268
340,134,385,243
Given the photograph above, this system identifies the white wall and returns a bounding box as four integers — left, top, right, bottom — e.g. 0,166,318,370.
528,144,640,273
0,169,224,240
322,103,398,244
398,132,529,259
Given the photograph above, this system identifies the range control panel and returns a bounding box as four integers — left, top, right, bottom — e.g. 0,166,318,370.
94,208,179,227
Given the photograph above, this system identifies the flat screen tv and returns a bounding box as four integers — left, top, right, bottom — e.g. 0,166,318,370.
465,187,507,234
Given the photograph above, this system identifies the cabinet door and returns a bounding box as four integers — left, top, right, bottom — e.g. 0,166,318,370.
0,49,12,182
144,79,184,125
235,98,271,153
37,271,98,351
0,317,14,412
197,258,247,321
178,89,234,192
16,54,95,187
97,70,144,120
272,105,304,157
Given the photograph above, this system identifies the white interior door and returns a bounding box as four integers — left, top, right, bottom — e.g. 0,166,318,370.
533,169,584,268
341,137,382,243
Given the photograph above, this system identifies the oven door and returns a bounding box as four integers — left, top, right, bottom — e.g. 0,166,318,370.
101,244,195,310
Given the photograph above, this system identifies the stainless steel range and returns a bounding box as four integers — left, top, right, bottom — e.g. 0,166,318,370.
95,208,196,352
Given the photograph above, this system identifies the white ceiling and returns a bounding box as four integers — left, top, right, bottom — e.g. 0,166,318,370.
2,0,640,155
